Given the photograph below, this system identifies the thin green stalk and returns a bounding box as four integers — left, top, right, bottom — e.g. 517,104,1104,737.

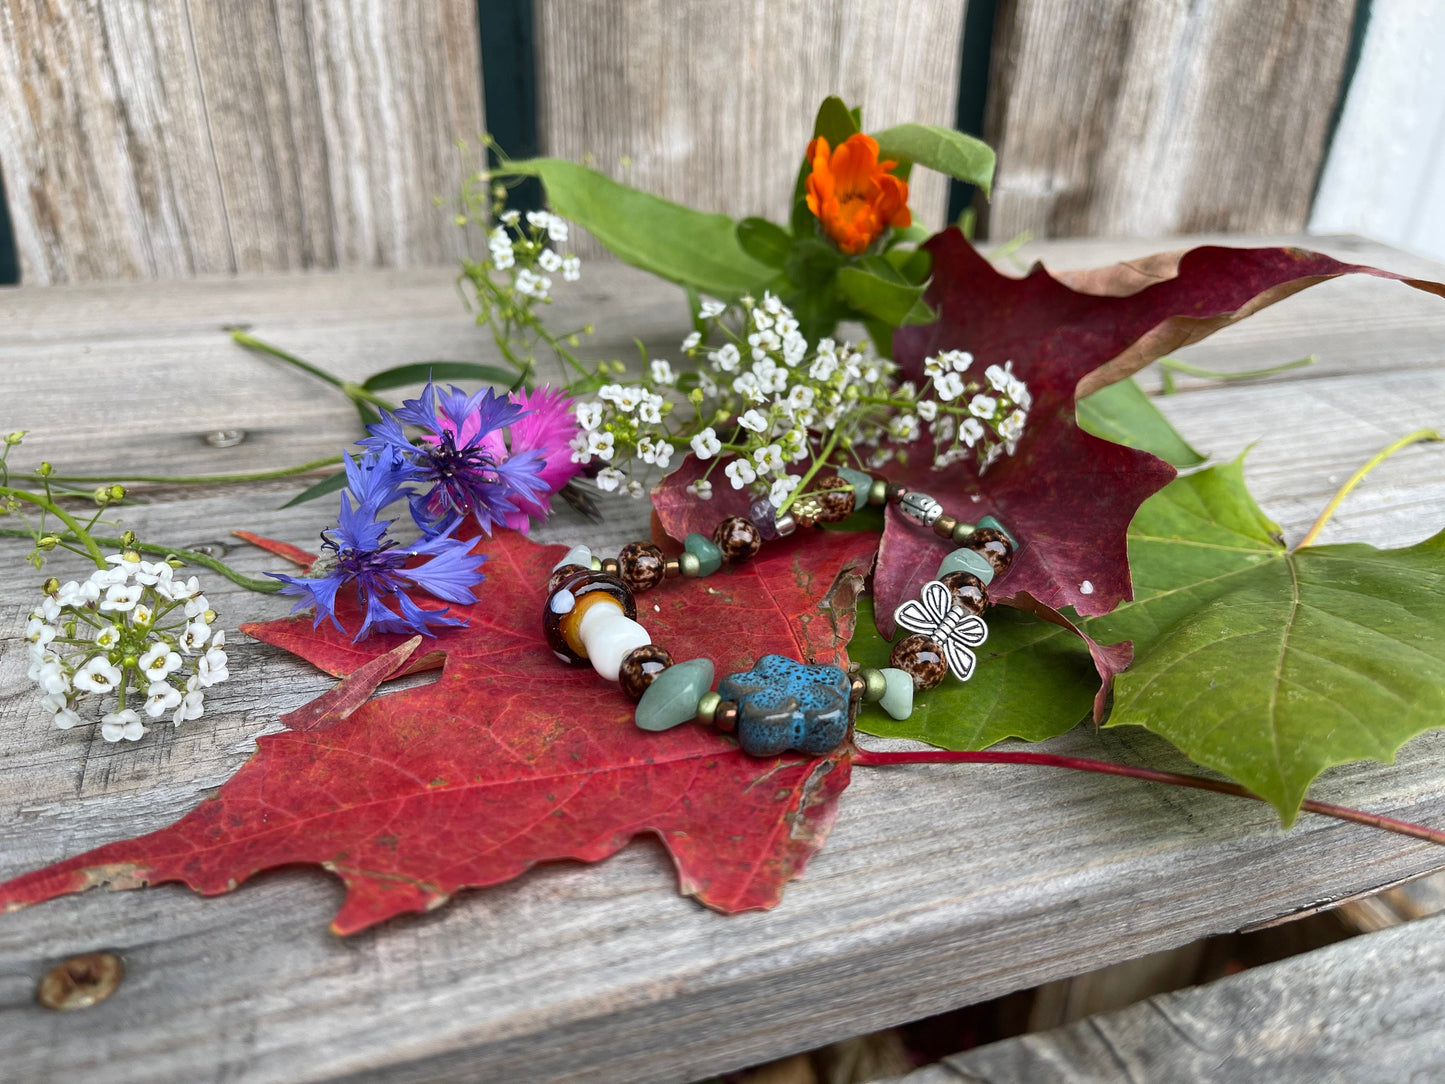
0,528,283,592
776,426,844,517
1297,428,1442,549
231,330,395,411
0,487,107,568
1158,354,1315,384
50,456,343,487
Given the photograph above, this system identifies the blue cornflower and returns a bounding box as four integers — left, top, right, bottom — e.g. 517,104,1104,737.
359,382,550,537
272,450,487,641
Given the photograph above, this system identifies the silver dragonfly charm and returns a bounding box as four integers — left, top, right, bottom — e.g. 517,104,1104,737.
893,580,988,681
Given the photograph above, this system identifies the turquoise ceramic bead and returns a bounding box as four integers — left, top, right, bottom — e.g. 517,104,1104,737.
878,667,914,720
718,654,851,757
635,658,714,731
835,466,873,511
684,532,723,577
936,547,995,586
977,514,1016,548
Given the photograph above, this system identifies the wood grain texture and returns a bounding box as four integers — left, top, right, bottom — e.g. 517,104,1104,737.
1,236,1444,1082
0,0,483,284
982,0,1358,240
891,911,1445,1083
533,0,965,255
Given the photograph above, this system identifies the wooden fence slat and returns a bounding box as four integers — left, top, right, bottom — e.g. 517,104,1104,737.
534,0,966,253
982,0,1358,240
0,0,484,283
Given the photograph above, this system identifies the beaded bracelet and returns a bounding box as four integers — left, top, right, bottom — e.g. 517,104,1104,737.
541,467,1019,757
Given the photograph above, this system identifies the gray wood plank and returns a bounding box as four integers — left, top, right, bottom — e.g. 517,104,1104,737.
534,0,966,253
984,1,1357,240
1,236,1444,1083
892,911,1445,1083
0,1,483,284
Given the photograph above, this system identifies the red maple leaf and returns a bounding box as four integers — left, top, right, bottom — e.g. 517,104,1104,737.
0,528,877,935
871,231,1445,635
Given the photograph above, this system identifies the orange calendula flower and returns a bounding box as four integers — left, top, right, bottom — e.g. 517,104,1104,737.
805,133,912,255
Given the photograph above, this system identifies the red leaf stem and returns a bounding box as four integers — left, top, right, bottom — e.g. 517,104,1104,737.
851,747,1445,846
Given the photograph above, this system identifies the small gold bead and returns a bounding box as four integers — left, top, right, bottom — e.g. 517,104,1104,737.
678,551,702,577
663,556,681,577
951,522,976,544
933,514,958,539
867,479,888,506
862,667,888,702
601,557,621,576
849,673,867,702
696,690,721,724
886,482,909,503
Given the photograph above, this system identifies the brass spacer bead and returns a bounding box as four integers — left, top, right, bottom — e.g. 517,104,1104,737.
933,514,958,539
663,556,682,577
849,673,866,702
861,667,888,703
589,556,603,570
678,551,702,577
696,690,722,724
714,699,739,733
951,521,976,545
867,479,889,506
601,556,620,575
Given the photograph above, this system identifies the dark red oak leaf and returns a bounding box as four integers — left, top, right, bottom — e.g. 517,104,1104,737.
873,230,1445,635
0,528,877,935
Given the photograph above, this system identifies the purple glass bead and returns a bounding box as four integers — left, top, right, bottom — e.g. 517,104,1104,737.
748,498,779,541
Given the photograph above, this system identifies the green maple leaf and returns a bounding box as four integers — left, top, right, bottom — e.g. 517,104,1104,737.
850,596,1098,749
1090,456,1445,824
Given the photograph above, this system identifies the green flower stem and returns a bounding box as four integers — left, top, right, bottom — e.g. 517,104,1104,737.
776,425,844,517
0,487,107,568
0,527,283,593
231,330,396,412
851,747,1445,846
49,456,343,487
1297,428,1443,550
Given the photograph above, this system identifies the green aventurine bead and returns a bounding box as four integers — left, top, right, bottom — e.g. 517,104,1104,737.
635,658,714,731
835,466,873,511
936,547,995,586
878,667,914,720
977,514,1016,547
684,532,723,576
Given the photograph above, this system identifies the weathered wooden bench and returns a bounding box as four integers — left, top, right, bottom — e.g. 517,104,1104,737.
3,234,1444,1082
887,907,1445,1083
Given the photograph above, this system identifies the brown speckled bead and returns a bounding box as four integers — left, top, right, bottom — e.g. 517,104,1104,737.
619,644,674,700
713,699,739,733
890,633,949,690
966,528,1014,576
815,476,856,524
546,563,589,596
713,516,761,562
618,541,666,592
543,570,636,665
939,570,989,615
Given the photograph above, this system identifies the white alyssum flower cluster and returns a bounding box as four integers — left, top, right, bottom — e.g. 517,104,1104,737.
25,553,229,743
564,291,1032,513
911,353,1032,472
484,210,580,304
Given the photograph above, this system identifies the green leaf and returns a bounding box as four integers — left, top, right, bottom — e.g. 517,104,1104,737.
280,470,348,509
736,217,793,269
851,599,1096,748
812,96,860,147
871,123,996,196
1076,378,1206,468
783,236,843,291
363,361,517,392
502,158,771,299
836,265,935,327
1087,458,1445,824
